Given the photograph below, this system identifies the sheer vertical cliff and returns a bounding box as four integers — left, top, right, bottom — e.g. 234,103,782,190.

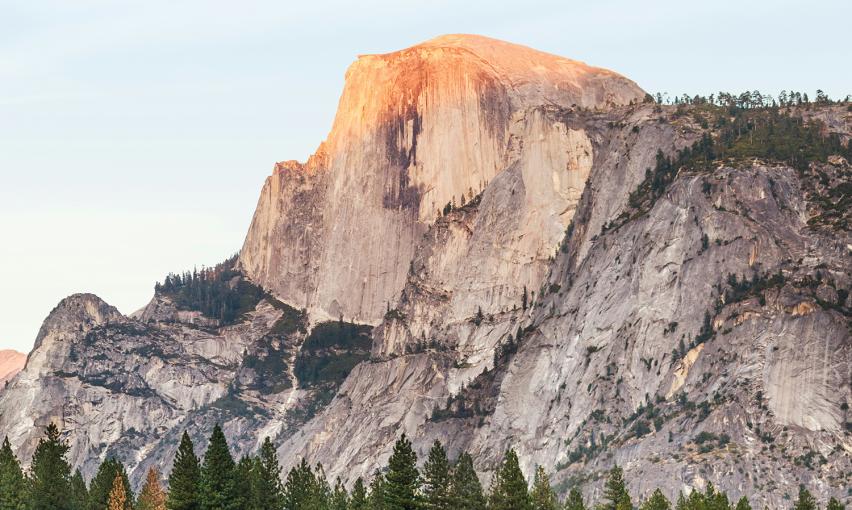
238,34,645,325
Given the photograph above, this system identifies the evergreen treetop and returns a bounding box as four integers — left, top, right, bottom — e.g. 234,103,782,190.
563,487,587,510
0,437,28,510
167,431,201,510
282,458,318,510
383,434,421,510
199,424,237,510
793,487,817,510
826,497,844,510
640,489,671,510
488,448,530,510
448,452,486,510
313,463,333,506
421,440,451,510
69,470,88,510
734,496,752,510
529,466,558,510
88,458,132,510
349,478,368,510
29,423,72,510
602,465,631,510
252,437,284,510
367,470,387,510
330,478,349,510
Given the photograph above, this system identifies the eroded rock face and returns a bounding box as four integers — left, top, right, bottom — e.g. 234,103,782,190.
0,35,849,508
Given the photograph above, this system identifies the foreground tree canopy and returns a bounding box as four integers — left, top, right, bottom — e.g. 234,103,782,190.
0,425,845,510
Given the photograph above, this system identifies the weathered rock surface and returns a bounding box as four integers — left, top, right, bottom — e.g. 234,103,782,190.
0,35,849,508
274,103,851,508
0,292,272,477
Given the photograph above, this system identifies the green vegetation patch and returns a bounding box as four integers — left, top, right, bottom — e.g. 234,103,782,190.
609,103,852,233
155,254,268,326
268,303,307,337
294,320,373,388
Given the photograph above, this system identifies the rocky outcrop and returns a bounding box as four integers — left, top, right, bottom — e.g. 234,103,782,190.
0,292,267,477
269,101,851,507
0,281,374,487
0,35,849,508
0,350,25,388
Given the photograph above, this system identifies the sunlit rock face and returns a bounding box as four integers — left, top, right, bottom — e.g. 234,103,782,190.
239,34,645,326
0,350,25,387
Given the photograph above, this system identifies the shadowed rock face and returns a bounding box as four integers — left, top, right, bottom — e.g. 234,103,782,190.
0,35,849,508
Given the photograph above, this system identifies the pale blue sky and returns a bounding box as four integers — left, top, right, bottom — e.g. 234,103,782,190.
1,0,849,353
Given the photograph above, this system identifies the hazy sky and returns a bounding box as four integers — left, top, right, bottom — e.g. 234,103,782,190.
1,0,849,353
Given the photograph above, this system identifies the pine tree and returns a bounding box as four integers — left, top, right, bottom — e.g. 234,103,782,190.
29,423,72,510
684,489,704,510
529,466,558,510
313,463,332,508
88,458,132,510
200,424,237,510
282,459,317,510
232,456,254,510
107,474,127,510
674,492,687,510
563,488,586,510
0,437,27,510
488,449,530,510
448,452,485,510
704,482,729,510
330,478,349,510
422,440,451,509
617,499,633,510
826,497,844,510
350,478,368,510
252,438,283,510
368,470,387,510
168,432,201,510
734,496,752,510
383,434,420,510
640,489,671,510
793,487,817,510
69,470,88,510
602,465,631,510
137,467,167,510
